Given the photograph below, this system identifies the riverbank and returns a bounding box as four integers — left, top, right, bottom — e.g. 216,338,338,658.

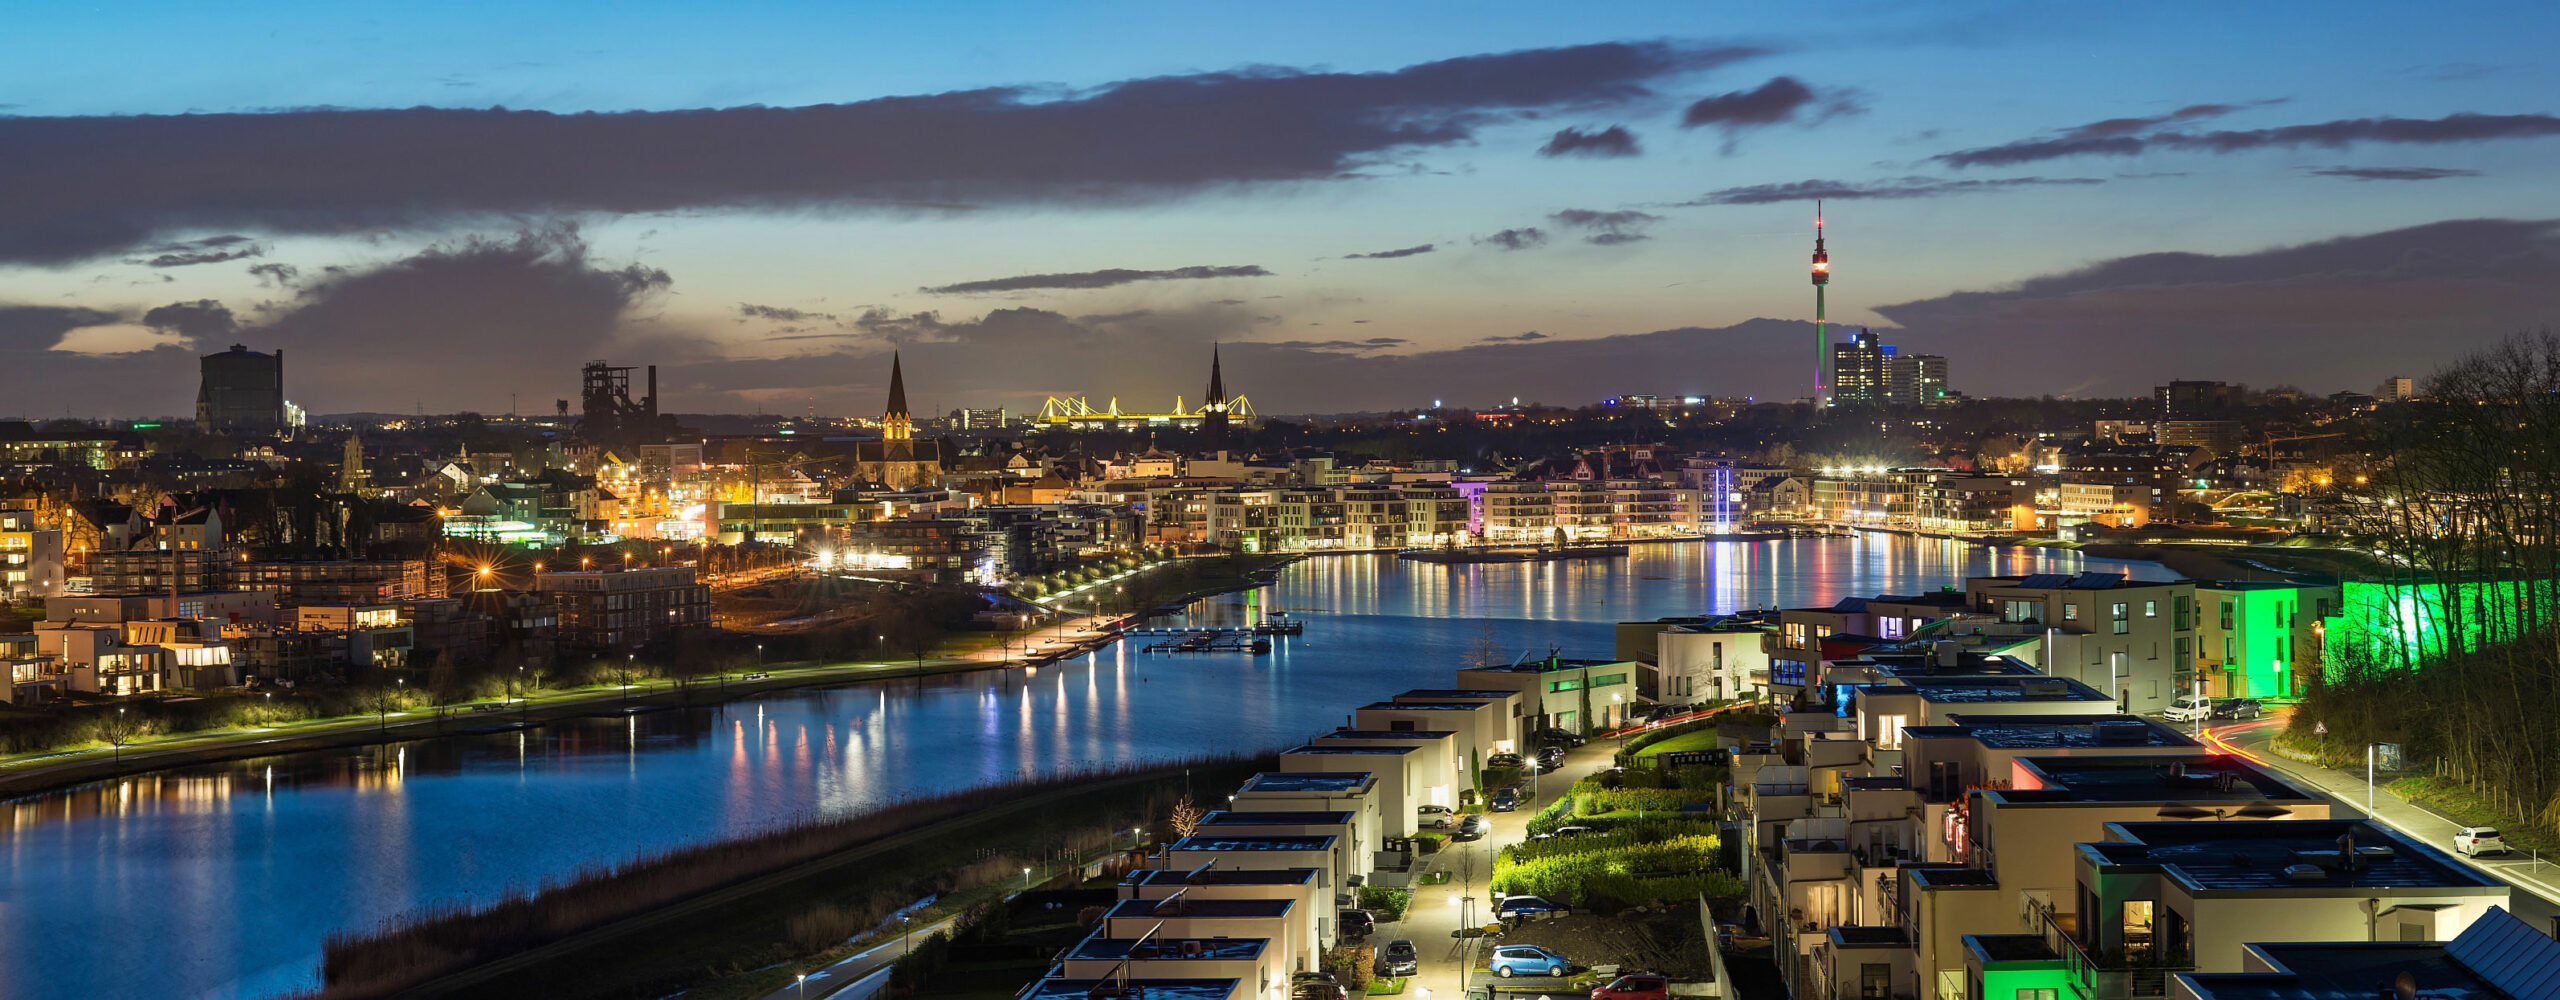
316,757,1264,1000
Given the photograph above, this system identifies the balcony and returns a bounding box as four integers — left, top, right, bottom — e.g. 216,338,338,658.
2024,899,2190,1000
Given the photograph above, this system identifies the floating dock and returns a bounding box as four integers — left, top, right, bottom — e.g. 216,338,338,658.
1398,544,1630,564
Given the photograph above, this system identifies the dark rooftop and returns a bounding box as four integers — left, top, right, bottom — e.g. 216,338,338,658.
1239,772,1372,793
2085,820,2505,892
1199,810,1353,826
1122,867,1318,888
1907,867,2000,889
1321,729,1457,740
1359,702,1484,712
1107,897,1295,919
1829,926,1912,947
2000,755,2316,804
1467,656,1633,674
1398,689,1519,699
2174,910,2560,1000
1853,652,2042,678
1282,745,1415,756
1966,934,2063,964
1020,978,1242,999
1066,936,1267,962
1907,714,2199,749
1168,834,1336,852
1870,676,2110,704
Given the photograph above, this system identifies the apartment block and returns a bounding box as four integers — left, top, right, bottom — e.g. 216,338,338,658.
1967,573,2197,714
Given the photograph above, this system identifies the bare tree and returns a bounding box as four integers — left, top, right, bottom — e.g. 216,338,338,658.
1168,795,1203,838
96,707,153,763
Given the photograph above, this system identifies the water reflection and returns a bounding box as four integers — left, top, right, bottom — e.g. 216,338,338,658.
0,538,2151,1000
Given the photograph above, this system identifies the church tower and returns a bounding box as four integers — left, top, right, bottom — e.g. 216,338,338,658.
882,352,913,444
1199,345,1230,446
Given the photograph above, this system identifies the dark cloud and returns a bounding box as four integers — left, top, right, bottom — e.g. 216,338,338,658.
1938,106,2559,167
1263,337,1408,352
1481,331,1548,343
2308,166,2481,181
923,264,1272,295
1538,125,1641,158
246,261,300,286
230,224,675,412
0,305,119,352
1682,175,2102,204
131,234,265,268
1679,77,1862,149
1872,218,2560,396
1343,243,1436,260
0,41,1766,265
142,299,238,344
739,302,837,322
1477,228,1547,251
1549,208,1661,245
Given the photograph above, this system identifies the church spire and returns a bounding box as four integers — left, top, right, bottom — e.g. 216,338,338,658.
1199,344,1230,447
882,352,913,443
1206,343,1226,404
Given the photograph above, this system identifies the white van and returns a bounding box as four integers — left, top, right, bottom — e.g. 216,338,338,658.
2163,694,2213,723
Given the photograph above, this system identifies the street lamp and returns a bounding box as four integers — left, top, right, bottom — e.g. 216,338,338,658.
795,972,806,998
1022,866,1033,889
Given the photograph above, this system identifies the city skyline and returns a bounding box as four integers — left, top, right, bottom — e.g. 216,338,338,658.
5,2,2559,418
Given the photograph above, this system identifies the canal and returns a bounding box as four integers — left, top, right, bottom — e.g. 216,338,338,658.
0,537,2164,999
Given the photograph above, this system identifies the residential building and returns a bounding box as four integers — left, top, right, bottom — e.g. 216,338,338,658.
2,633,64,704
1278,745,1421,837
533,566,711,649
1618,614,1773,705
1479,481,1553,542
1967,573,2197,714
1454,654,1642,737
843,518,989,585
2193,581,2337,700
1887,354,1953,406
0,508,67,597
1351,700,1504,777
1312,729,1461,814
34,623,170,695
2174,905,2556,1000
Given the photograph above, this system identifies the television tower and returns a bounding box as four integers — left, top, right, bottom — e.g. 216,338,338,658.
1810,199,1830,408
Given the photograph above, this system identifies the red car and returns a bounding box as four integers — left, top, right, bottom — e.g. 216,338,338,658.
1592,973,1671,999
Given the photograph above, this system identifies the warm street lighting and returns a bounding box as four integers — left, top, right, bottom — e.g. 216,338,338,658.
795,973,806,998
1022,866,1032,888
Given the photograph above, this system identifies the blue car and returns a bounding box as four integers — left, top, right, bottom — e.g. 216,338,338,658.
1486,944,1572,979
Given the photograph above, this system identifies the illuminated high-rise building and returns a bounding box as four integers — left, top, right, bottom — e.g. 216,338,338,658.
1830,329,1886,405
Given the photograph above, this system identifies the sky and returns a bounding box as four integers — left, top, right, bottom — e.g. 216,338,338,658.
3,1,2557,419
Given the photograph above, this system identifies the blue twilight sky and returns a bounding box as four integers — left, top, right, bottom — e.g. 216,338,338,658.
2,1,2556,418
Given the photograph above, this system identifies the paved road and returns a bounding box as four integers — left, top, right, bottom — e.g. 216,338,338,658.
2212,712,2560,935
1387,738,1619,998
759,910,957,1000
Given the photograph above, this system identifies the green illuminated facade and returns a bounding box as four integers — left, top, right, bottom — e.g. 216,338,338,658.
2323,578,2559,676
1965,935,2077,1000
2195,582,2336,699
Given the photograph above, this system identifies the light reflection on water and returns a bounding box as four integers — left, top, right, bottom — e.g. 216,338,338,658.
0,537,2157,1000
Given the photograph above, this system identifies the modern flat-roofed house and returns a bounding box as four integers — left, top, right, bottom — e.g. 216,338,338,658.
1393,688,1527,753
1351,699,1500,773
1100,896,1307,978
2172,904,2558,1000
1053,935,1271,997
1844,676,2119,760
1617,613,1775,706
2192,580,2337,701
1119,867,1326,973
1966,572,2198,714
1279,745,1421,836
1192,810,1364,890
1230,772,1378,861
1963,820,2510,1000
1311,729,1459,816
1454,654,1642,737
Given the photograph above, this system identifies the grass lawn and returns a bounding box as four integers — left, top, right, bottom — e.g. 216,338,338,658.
1632,730,1724,758
2389,775,2560,857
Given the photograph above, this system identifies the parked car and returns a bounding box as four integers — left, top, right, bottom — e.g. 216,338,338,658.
1540,728,1588,747
2209,698,2264,720
1550,825,1595,838
1487,944,1573,979
2163,693,2213,723
1537,746,1568,767
1591,973,1673,999
1458,814,1491,839
2455,826,2510,857
1339,908,1375,939
1487,752,1526,769
1375,938,1420,977
1495,894,1571,922
1490,787,1521,812
1290,971,1350,1000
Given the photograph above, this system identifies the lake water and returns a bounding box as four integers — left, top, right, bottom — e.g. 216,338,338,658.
0,536,2166,999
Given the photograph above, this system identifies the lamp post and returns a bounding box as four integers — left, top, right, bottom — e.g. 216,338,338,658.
794,972,806,999
1022,865,1033,889
2367,742,2380,818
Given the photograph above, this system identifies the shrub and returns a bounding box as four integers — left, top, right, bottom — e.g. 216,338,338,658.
1409,833,1446,855
1356,886,1411,922
1328,943,1375,991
